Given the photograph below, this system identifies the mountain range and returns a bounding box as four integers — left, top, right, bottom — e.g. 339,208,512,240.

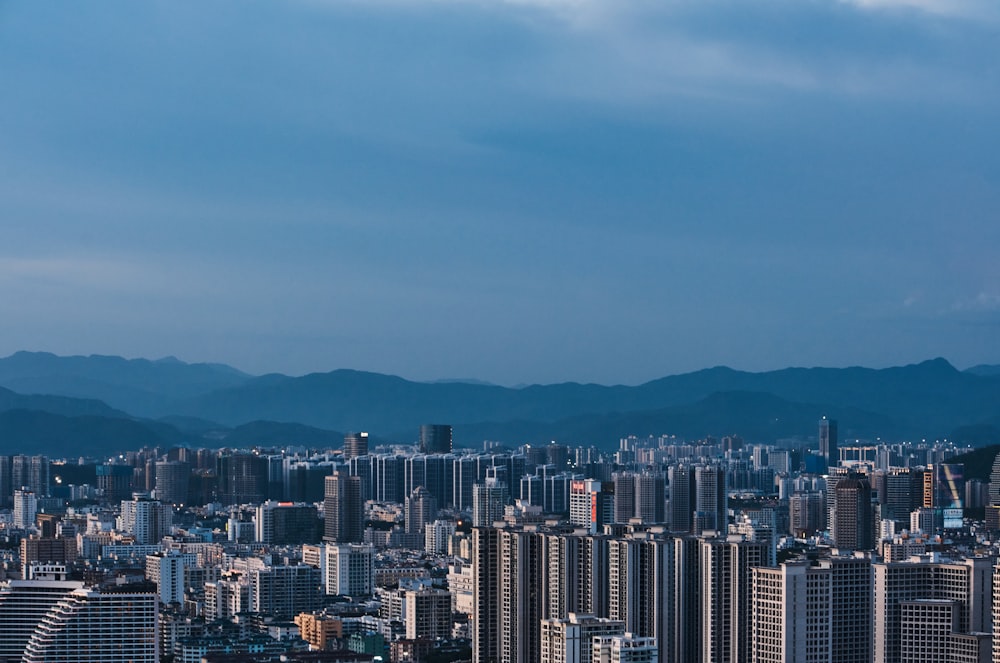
0,351,998,456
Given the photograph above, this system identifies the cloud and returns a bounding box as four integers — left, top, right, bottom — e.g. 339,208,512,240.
953,292,1000,313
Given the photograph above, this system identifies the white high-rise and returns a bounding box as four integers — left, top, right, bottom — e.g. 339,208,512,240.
13,489,37,529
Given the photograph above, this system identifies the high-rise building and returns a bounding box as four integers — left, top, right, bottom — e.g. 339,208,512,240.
154,461,190,506
20,538,77,579
608,533,674,663
217,452,267,505
700,535,767,663
119,496,172,545
325,543,375,596
635,473,666,524
591,633,659,663
570,479,613,534
249,565,322,619
668,465,695,534
145,550,191,605
788,491,825,536
694,466,727,535
21,583,158,663
96,464,133,503
819,417,838,470
0,565,85,663
833,473,874,551
404,586,453,640
419,424,453,454
323,470,364,544
472,477,508,527
12,455,49,497
343,432,369,460
540,613,626,663
256,501,321,544
405,486,438,535
751,554,872,663
874,555,992,663
614,473,637,524
13,489,37,529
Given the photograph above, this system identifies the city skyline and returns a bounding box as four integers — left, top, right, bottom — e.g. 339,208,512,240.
0,0,997,385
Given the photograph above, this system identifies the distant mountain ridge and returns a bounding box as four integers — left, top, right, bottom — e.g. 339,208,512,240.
0,352,998,451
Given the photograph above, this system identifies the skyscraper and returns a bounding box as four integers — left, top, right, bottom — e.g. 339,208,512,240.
419,424,453,454
323,470,364,544
819,417,838,470
700,535,767,663
694,465,727,535
833,473,874,552
343,432,369,460
472,477,508,527
119,496,172,545
154,460,190,506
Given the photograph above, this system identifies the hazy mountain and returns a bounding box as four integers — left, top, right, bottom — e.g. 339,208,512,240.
3,353,1000,452
0,409,174,458
966,364,1000,377
0,351,251,417
0,385,128,419
169,358,1000,445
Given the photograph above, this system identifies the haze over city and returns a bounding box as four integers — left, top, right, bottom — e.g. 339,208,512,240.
1,0,998,385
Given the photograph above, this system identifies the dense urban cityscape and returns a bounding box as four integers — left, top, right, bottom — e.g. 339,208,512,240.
1,417,998,662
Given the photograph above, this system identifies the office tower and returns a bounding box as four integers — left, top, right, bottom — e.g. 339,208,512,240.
154,460,190,505
788,491,825,536
570,479,613,534
0,565,85,662
522,474,543,509
404,586,453,640
694,465,727,535
924,463,965,529
145,550,189,605
373,453,405,503
540,613,626,663
405,486,438,535
608,533,674,663
13,489,37,529
405,453,453,507
217,451,267,505
284,459,334,503
21,583,158,663
325,543,375,596
700,535,767,663
879,468,923,522
819,417,838,469
592,634,659,663
874,555,993,663
347,454,373,502
324,470,364,543
545,472,572,515
472,477,508,527
343,432,369,460
256,501,321,544
420,424,452,454
454,455,478,511
547,443,569,469
12,455,49,497
668,465,695,534
249,565,323,619
119,496,172,545
96,464,133,503
833,473,874,551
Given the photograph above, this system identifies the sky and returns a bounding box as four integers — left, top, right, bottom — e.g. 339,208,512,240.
0,0,998,385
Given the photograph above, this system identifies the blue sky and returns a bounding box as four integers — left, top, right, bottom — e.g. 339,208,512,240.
0,0,997,384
